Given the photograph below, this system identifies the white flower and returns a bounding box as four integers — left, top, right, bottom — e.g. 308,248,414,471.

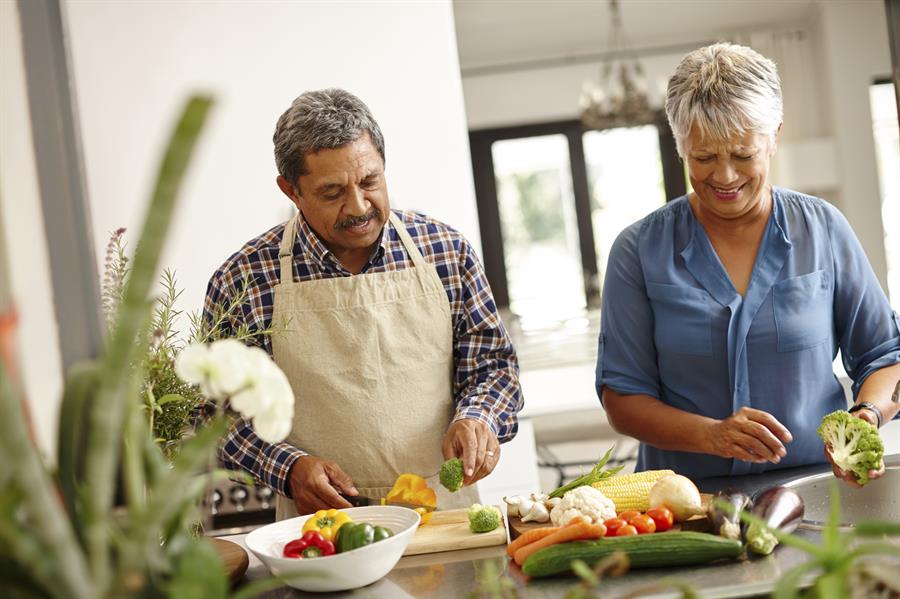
206,339,254,396
175,343,219,397
175,340,295,443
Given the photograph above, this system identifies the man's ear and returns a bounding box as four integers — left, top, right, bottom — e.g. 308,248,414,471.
276,175,302,209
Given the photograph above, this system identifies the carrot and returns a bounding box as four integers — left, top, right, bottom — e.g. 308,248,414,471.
513,519,606,565
507,526,560,557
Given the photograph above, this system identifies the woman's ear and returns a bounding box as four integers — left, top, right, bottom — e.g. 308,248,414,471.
770,122,784,156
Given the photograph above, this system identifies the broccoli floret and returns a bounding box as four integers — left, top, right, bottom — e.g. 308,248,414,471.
817,409,884,485
467,503,502,533
439,457,464,492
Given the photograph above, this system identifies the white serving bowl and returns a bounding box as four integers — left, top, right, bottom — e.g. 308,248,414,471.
245,505,420,592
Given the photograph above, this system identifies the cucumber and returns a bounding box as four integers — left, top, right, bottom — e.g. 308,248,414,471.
521,531,743,578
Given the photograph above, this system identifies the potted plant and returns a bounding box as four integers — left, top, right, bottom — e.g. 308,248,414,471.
0,95,293,598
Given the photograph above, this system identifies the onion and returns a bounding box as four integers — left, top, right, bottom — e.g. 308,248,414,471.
648,474,705,522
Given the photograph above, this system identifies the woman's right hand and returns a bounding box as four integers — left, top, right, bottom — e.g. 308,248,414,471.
705,407,793,463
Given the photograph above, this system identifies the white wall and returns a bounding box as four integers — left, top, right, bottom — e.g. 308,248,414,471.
0,2,65,456
1,0,479,453
63,0,480,338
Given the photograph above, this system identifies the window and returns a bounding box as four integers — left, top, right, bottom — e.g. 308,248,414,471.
469,117,684,326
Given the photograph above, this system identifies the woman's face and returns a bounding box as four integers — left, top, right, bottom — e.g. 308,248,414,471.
684,127,777,222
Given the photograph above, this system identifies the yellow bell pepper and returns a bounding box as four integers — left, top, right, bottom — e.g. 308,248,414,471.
301,509,353,542
384,473,438,526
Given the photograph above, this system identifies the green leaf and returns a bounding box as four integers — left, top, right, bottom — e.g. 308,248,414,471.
853,520,900,536
55,360,99,541
156,393,186,407
167,538,228,599
83,95,213,592
571,559,599,586
772,561,819,599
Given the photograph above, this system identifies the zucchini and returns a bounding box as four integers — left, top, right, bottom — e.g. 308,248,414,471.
521,531,743,578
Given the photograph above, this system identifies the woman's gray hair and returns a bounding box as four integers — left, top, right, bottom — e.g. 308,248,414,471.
273,88,386,187
665,43,782,157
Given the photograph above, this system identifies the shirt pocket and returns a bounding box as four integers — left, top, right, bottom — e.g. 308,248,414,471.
646,282,713,356
773,269,832,352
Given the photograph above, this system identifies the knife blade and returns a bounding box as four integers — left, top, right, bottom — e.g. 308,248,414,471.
339,493,435,512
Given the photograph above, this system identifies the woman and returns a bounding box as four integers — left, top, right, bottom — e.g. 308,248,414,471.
595,43,900,484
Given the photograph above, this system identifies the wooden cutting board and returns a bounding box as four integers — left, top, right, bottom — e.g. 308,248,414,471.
211,538,249,585
507,493,713,540
403,506,507,556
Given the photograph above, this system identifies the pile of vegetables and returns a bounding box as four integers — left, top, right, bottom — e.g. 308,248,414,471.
282,510,394,559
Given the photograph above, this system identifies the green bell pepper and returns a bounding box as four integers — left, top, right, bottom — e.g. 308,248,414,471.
334,522,394,553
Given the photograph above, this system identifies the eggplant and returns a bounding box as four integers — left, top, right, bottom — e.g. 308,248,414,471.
708,488,752,540
744,486,805,555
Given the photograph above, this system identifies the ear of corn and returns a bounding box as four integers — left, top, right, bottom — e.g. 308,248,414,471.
591,469,676,513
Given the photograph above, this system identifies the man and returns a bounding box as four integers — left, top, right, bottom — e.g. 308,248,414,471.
204,88,523,518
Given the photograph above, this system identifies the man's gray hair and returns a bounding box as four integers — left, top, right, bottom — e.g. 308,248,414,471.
665,43,782,157
273,88,386,187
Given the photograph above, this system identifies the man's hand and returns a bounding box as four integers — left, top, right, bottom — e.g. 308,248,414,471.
705,407,792,464
442,419,500,486
288,456,357,515
825,410,886,487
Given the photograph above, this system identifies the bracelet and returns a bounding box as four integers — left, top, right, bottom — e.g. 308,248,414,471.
848,401,883,428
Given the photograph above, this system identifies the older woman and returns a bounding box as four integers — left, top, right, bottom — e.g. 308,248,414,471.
595,43,900,484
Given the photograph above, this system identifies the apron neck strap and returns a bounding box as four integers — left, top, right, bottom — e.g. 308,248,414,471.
278,213,299,285
279,211,427,284
388,212,427,269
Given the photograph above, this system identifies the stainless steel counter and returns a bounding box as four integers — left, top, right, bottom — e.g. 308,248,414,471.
227,454,899,598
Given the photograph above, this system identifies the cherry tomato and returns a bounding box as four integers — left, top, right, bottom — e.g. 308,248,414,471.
616,524,638,536
617,510,641,522
603,518,628,535
646,507,674,532
629,514,657,534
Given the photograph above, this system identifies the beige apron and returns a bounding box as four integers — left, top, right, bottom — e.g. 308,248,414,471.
273,212,480,519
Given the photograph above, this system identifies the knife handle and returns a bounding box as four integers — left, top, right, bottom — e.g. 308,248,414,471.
339,493,371,507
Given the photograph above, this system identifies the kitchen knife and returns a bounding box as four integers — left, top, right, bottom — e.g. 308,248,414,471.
340,493,435,512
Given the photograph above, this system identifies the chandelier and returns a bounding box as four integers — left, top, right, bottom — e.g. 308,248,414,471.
579,0,656,130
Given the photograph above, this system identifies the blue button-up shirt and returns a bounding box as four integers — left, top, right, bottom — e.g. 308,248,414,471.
596,188,900,479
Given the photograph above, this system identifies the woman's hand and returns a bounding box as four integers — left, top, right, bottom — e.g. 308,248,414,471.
824,409,886,487
705,407,793,463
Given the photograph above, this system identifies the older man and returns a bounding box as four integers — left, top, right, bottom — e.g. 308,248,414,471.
204,88,522,517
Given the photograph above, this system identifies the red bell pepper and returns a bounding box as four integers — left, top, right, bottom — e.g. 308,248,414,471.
282,530,336,559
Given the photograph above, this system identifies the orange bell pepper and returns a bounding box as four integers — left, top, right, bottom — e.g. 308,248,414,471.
384,473,438,525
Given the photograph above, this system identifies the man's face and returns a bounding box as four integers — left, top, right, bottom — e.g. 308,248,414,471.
278,132,389,267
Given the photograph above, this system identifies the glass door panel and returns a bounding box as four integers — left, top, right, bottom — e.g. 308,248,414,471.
491,134,586,325
583,126,666,297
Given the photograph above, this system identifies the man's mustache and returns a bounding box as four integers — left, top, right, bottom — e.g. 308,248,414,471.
335,209,382,230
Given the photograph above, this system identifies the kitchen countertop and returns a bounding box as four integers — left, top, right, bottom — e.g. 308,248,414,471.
225,454,900,598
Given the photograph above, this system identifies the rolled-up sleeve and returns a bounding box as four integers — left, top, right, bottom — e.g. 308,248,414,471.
829,206,900,396
451,237,522,443
596,223,661,401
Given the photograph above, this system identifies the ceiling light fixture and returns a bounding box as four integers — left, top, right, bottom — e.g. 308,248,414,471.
579,0,656,130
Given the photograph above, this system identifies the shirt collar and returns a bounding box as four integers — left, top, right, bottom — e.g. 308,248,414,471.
294,211,389,272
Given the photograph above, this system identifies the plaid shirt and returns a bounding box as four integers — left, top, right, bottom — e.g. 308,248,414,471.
204,209,522,498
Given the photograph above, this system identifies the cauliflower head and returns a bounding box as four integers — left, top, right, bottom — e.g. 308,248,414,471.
467,504,502,533
550,486,616,527
817,409,884,485
439,458,464,492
